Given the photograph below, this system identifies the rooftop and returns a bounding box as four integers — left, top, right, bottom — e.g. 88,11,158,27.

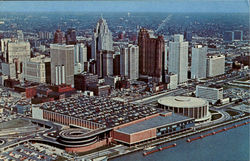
158,96,207,108
39,95,159,127
116,113,192,134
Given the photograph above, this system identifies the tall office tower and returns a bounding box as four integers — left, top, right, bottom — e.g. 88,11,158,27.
74,43,87,64
66,28,77,45
17,30,24,40
120,44,139,80
53,29,64,44
91,17,113,60
113,54,120,76
50,44,74,87
168,34,188,84
96,50,114,78
206,55,225,77
191,45,207,79
23,56,51,83
223,31,234,42
6,41,31,75
6,41,30,64
0,38,11,58
74,43,87,74
234,30,243,41
164,44,168,71
138,28,165,82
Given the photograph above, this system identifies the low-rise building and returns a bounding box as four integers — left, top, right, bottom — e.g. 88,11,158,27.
196,85,223,103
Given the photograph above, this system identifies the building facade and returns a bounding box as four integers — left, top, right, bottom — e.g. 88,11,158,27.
53,29,64,44
158,96,211,123
206,55,225,77
23,56,51,83
138,28,165,82
50,44,74,87
91,18,113,60
196,85,223,103
120,44,139,80
96,50,114,78
191,45,207,79
168,35,188,84
66,28,77,45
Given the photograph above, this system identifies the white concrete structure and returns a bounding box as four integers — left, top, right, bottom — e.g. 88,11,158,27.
207,55,225,77
23,56,50,83
191,45,207,79
165,73,178,90
74,43,87,64
74,43,87,74
6,41,31,65
50,44,74,87
196,85,223,103
120,44,139,80
32,106,43,120
158,96,210,123
168,34,188,84
91,17,113,60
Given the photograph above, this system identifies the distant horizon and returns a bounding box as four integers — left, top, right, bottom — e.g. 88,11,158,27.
0,0,249,13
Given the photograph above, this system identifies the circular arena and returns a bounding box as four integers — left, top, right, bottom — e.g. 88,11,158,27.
158,96,211,123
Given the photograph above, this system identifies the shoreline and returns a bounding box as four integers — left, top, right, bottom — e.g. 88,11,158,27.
109,116,250,160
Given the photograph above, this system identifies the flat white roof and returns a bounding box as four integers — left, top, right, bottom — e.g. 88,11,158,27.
158,96,207,108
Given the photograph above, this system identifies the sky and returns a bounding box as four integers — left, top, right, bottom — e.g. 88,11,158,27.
0,0,249,13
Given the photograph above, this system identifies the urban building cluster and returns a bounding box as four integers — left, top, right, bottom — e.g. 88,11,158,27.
0,13,249,158
0,17,232,100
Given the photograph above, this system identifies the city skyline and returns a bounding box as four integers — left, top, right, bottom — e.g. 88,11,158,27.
0,0,249,13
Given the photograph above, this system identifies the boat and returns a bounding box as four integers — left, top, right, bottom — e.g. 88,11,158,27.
143,146,156,151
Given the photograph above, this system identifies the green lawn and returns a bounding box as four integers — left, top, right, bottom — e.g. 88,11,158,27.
211,114,222,121
225,110,239,116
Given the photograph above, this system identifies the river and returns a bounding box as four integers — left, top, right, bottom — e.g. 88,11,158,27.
111,120,250,161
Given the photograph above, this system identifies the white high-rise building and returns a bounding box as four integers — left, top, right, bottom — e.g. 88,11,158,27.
91,17,113,60
74,43,87,64
120,44,139,80
207,55,225,77
168,34,188,84
50,44,74,87
74,43,87,74
191,45,207,79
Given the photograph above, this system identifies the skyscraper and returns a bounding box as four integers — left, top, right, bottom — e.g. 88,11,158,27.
74,43,87,74
191,45,207,79
96,50,114,78
66,28,77,45
50,44,74,87
138,28,165,82
120,44,139,80
168,34,188,84
91,17,113,60
74,43,87,64
53,29,64,44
